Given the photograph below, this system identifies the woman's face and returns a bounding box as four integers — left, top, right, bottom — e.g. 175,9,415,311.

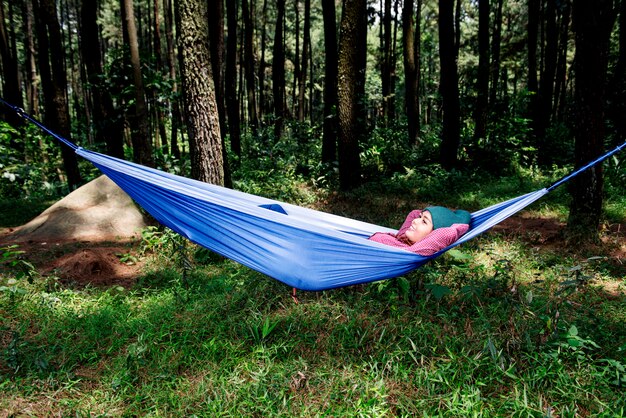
405,210,434,244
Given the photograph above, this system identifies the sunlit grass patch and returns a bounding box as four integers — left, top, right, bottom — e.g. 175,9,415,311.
605,196,626,223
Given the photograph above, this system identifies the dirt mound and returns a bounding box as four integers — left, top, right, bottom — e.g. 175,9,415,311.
3,175,148,244
46,247,142,288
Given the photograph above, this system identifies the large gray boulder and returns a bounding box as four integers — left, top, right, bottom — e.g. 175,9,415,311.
5,175,148,242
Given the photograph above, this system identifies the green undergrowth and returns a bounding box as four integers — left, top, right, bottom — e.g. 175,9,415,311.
1,231,624,416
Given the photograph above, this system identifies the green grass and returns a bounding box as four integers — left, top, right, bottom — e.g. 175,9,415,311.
1,234,624,416
1,168,624,416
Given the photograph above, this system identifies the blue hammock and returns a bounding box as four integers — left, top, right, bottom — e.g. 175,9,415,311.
2,100,625,291
80,148,555,291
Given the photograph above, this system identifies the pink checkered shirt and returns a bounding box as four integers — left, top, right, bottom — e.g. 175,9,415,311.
368,210,470,256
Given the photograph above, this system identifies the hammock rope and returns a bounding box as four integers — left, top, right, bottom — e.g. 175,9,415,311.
1,98,624,291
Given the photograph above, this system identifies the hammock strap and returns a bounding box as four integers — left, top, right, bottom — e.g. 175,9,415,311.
546,140,626,192
0,97,79,151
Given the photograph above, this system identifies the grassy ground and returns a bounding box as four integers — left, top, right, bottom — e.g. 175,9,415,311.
1,172,625,417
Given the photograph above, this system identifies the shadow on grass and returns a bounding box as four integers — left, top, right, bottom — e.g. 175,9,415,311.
0,197,56,228
2,251,624,416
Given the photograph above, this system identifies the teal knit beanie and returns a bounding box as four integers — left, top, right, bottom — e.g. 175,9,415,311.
424,206,471,230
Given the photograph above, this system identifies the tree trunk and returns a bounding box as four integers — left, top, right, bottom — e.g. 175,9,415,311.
473,0,489,143
293,1,301,118
65,0,83,129
438,0,461,169
553,0,571,121
225,0,242,156
258,0,268,120
273,0,286,140
536,0,558,164
74,0,92,145
308,31,315,124
389,0,399,123
454,0,461,55
403,0,420,143
153,0,163,69
381,0,392,124
567,0,617,240
152,0,168,153
489,0,503,104
23,0,39,116
176,0,225,185
80,0,125,159
242,0,258,134
122,0,154,166
164,0,181,158
607,0,626,146
527,0,539,115
337,0,366,190
0,1,24,129
208,0,232,187
297,0,311,122
208,0,226,141
34,0,82,190
414,0,422,132
321,0,338,163
24,0,48,170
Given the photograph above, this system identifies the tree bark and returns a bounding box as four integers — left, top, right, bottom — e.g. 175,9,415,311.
527,0,540,152
208,0,226,141
489,0,503,104
80,0,125,159
152,0,168,153
553,1,571,121
607,0,626,146
454,0,461,55
473,0,489,143
176,0,225,185
164,0,181,158
242,0,258,134
0,1,24,129
293,1,301,117
536,0,558,165
381,0,392,124
438,0,461,169
258,0,269,120
567,0,617,240
207,0,232,187
122,0,154,166
338,0,366,190
23,0,39,116
225,0,242,156
403,0,420,143
297,0,311,122
321,0,338,163
34,0,82,190
273,0,286,140
389,0,399,123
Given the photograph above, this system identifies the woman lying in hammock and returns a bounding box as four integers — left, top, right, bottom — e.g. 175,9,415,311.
368,206,471,256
